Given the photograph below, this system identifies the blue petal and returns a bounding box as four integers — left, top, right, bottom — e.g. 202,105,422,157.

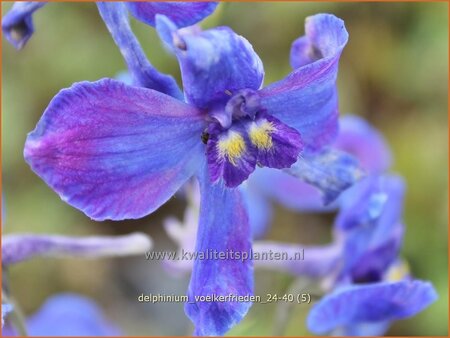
259,14,348,152
307,280,438,334
338,175,406,281
336,115,392,173
342,224,404,283
338,175,405,236
97,3,182,99
240,185,272,239
185,166,253,336
1,1,46,49
2,233,152,266
4,293,121,336
338,321,390,336
285,148,364,205
126,2,218,27
24,79,205,221
2,303,13,328
337,175,391,231
156,15,264,109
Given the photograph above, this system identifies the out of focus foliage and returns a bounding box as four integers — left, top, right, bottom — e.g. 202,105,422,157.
2,2,448,336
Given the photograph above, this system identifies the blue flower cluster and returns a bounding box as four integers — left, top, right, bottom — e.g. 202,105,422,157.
1,2,437,336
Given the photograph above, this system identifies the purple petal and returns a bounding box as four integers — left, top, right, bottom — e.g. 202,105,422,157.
3,293,121,336
253,241,341,278
24,79,205,220
285,148,364,205
126,2,218,27
1,2,46,49
290,13,347,69
338,175,406,282
97,3,182,98
344,224,404,283
156,15,264,109
185,166,253,336
337,175,405,233
336,115,392,173
307,280,438,334
2,233,152,266
259,14,348,152
206,121,257,188
245,114,303,169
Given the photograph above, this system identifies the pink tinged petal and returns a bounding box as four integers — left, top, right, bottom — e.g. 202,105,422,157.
185,166,253,336
24,79,205,221
126,2,218,27
259,14,348,152
2,233,152,266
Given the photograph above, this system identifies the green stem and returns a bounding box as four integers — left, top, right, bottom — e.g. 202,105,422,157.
2,291,28,336
272,277,317,336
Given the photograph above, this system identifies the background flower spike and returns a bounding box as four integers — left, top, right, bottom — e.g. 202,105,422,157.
2,232,152,266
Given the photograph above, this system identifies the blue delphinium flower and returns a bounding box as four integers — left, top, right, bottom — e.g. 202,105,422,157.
2,293,120,336
22,13,356,335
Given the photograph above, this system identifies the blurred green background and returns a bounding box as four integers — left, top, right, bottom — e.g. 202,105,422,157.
2,1,448,336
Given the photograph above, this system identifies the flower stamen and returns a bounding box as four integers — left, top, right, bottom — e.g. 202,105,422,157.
218,131,246,166
249,121,275,150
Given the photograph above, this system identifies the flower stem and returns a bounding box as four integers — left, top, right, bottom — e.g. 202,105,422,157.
2,290,28,336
